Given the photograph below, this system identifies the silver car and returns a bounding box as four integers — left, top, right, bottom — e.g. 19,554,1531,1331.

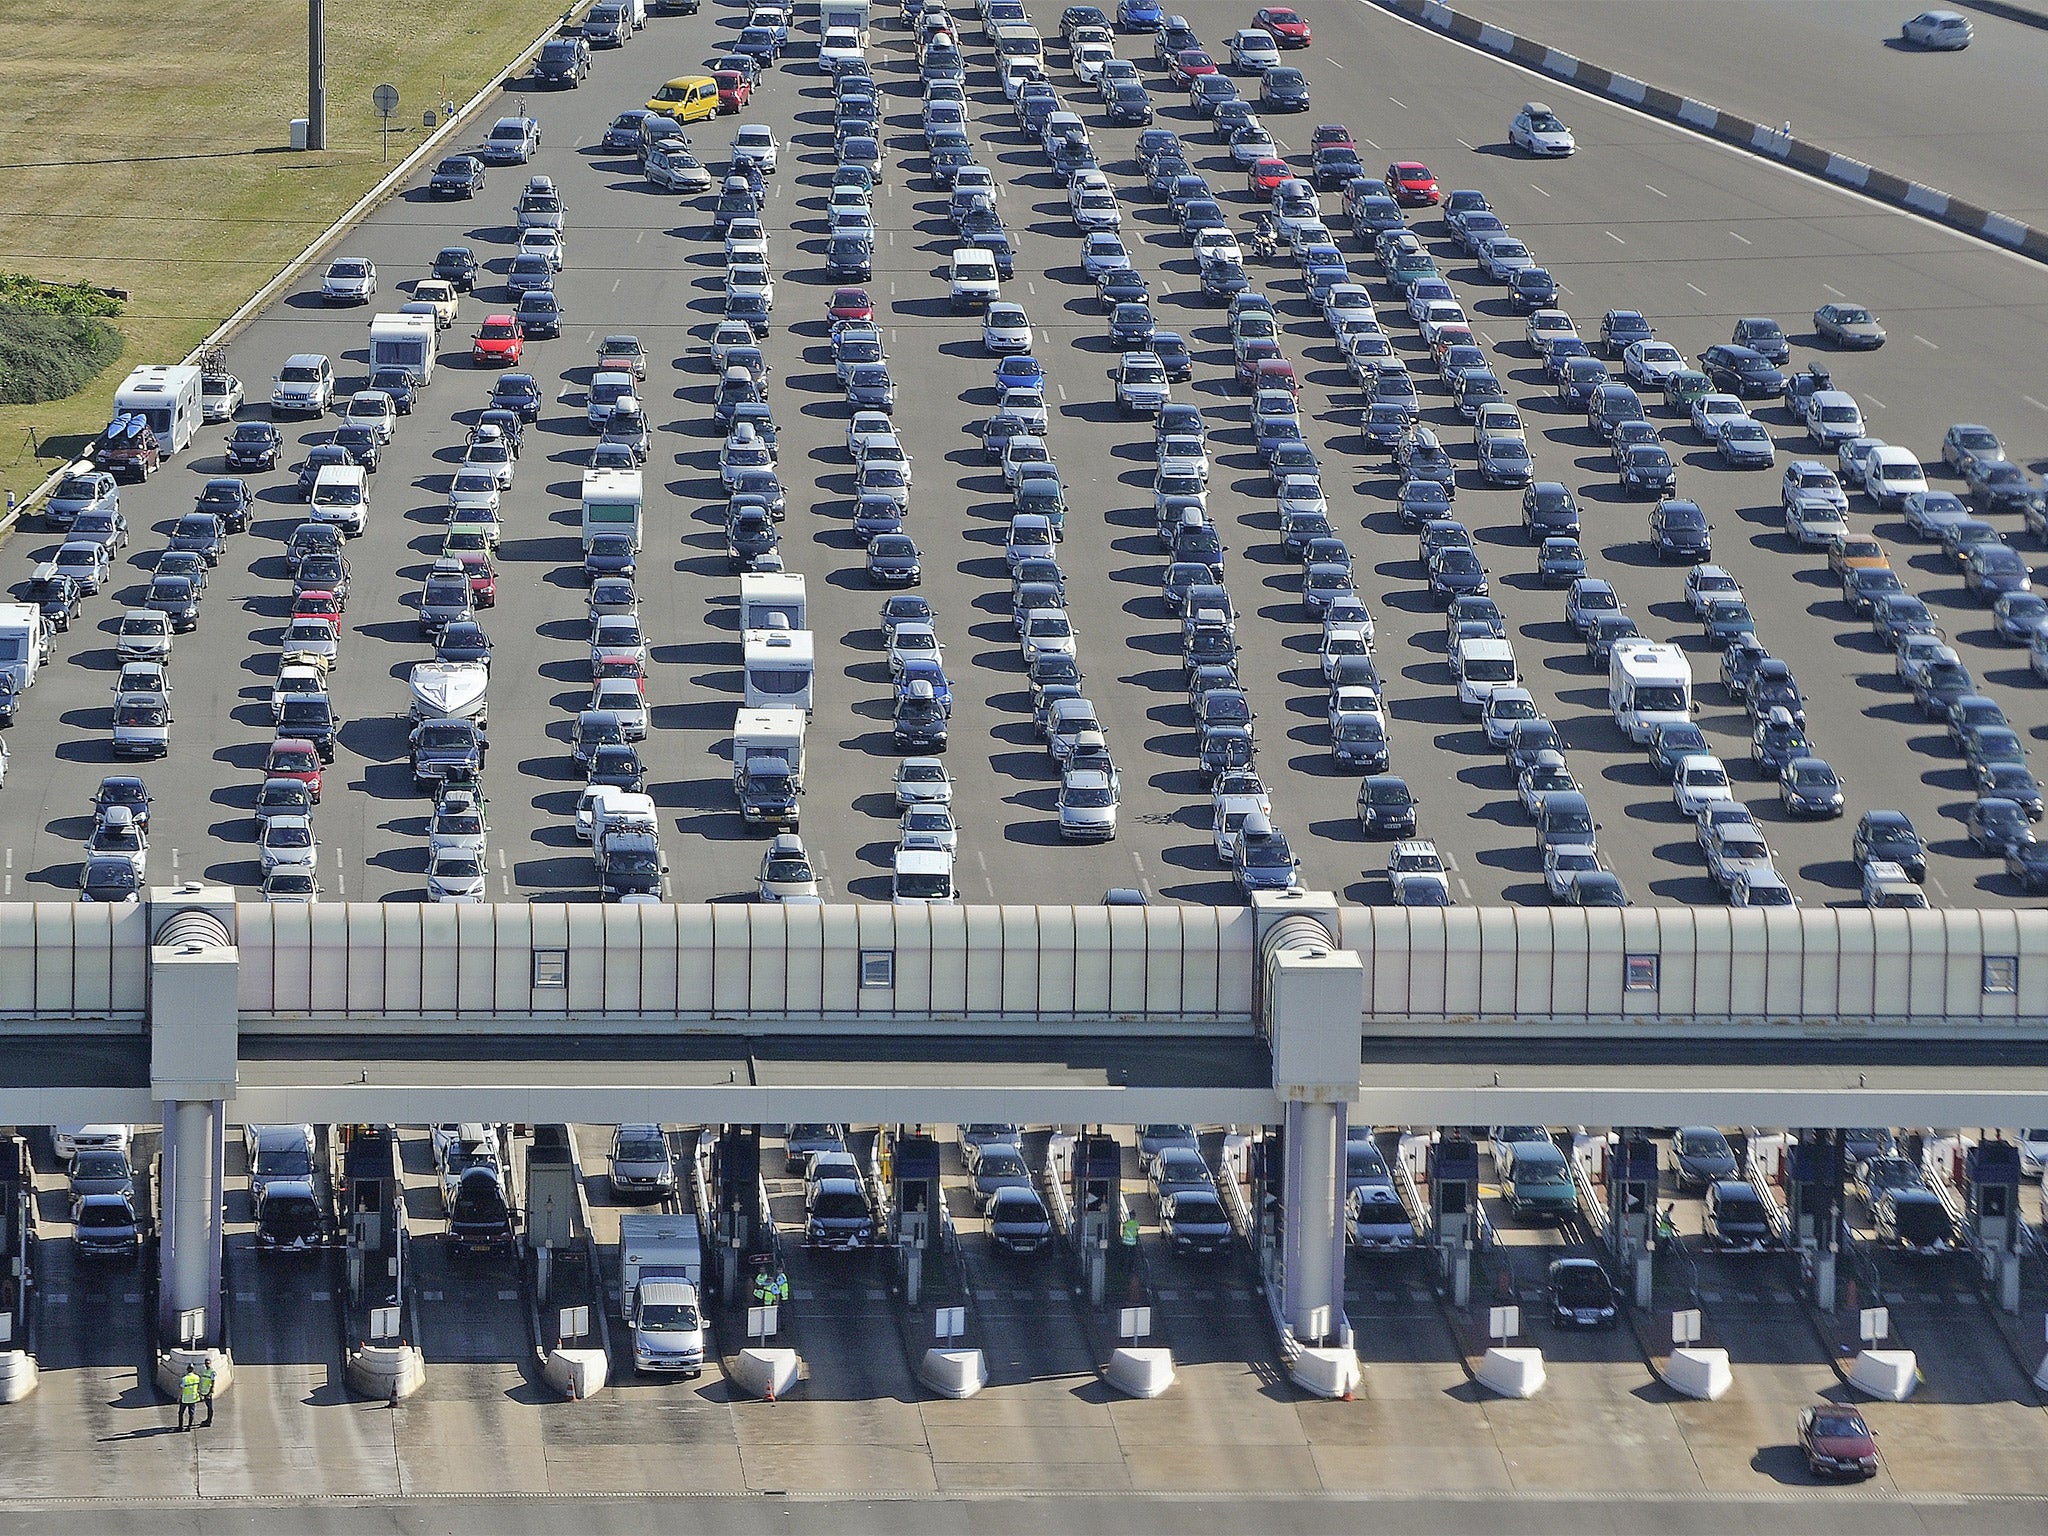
609,1123,677,1199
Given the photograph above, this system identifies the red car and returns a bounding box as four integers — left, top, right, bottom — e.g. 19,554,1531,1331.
1385,161,1440,205
716,70,750,112
827,286,875,323
1172,47,1218,81
1254,5,1311,45
265,737,324,802
594,652,646,688
472,314,525,366
293,590,343,622
1310,123,1354,153
1797,1404,1878,1479
1247,157,1291,193
1252,357,1299,397
1234,337,1284,389
452,550,498,606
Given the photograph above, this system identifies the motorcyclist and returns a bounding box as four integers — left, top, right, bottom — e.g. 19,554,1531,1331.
1253,213,1277,257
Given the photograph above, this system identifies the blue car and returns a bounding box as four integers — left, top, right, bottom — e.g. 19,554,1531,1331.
994,355,1046,393
853,493,904,542
1118,0,1163,28
489,373,543,421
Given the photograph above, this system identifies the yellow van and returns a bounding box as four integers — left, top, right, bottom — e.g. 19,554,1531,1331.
646,74,719,123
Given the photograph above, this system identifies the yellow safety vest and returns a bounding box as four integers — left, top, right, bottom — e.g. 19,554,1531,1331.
197,1365,215,1396
179,1372,200,1405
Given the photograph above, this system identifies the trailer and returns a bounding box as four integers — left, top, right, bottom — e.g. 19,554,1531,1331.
733,708,805,826
368,312,438,384
111,365,202,457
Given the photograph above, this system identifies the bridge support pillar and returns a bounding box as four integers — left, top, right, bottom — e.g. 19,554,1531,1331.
1281,1100,1345,1342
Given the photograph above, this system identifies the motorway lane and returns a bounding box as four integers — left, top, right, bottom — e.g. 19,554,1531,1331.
2,0,2046,909
1436,0,2048,224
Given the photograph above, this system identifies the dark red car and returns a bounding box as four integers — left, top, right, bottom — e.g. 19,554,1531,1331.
1797,1405,1878,1478
1234,337,1283,389
827,286,875,323
1310,123,1354,153
452,550,498,606
292,591,342,622
716,70,750,112
1172,47,1218,80
1385,160,1439,204
1254,5,1311,45
265,737,324,802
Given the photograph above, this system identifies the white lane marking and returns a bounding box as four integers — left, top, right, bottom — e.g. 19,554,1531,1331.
1457,878,1471,901
1477,331,1495,347
1645,184,1666,197
336,866,345,896
888,229,896,246
1455,137,1475,151
635,229,645,244
2024,396,2048,413
1913,333,1939,350
498,848,507,869
557,383,575,402
611,277,622,293
1529,182,1549,197
1865,393,1886,410
1387,96,1406,109
3,876,10,898
1272,137,1292,152
1056,384,1068,400
501,875,511,897
1027,279,1037,295
1686,282,1708,297
889,281,897,295
1729,230,1751,245
4,849,10,869
1328,57,1346,69
1822,282,1845,297
1605,230,1625,244
171,848,180,871
1558,283,1572,295
1360,136,1380,150
1928,876,1950,902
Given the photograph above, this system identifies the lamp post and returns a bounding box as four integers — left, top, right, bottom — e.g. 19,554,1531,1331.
308,0,327,150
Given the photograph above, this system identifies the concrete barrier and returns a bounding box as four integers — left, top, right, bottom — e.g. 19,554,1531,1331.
0,1349,38,1402
1362,0,2048,268
154,1346,234,1402
1290,1345,1362,1399
1476,1346,1546,1398
733,1346,801,1400
542,1346,610,1400
919,1347,987,1399
346,1343,426,1402
1105,1346,1176,1397
1848,1348,1919,1401
1665,1347,1734,1401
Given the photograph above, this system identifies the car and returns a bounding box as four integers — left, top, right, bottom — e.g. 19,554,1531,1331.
1254,5,1310,44
1547,1256,1616,1329
1903,488,1972,539
1812,301,1886,349
1226,26,1281,69
429,153,487,198
1384,161,1438,205
894,757,954,807
1510,101,1575,156
319,256,376,305
1716,417,1776,469
480,115,541,165
1797,1404,1879,1479
1780,755,1845,817
1902,8,1972,47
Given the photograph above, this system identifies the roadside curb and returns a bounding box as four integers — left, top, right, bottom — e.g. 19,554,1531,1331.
1363,0,2048,267
3,1,595,531
1956,0,2048,32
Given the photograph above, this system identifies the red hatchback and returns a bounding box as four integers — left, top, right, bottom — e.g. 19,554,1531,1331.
1247,157,1291,192
293,590,342,622
1172,47,1218,80
1254,5,1311,45
472,314,524,366
1385,161,1440,204
265,737,324,802
827,286,875,323
716,70,750,112
452,550,498,606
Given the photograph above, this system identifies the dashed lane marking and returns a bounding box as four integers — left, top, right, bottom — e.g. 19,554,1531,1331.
1729,230,1751,245
1645,184,1666,197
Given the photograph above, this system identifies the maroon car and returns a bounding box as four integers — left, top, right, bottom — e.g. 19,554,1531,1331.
1797,1405,1878,1479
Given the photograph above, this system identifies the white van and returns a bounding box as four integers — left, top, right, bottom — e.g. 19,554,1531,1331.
1608,639,1692,743
892,845,957,904
948,248,1000,311
0,602,51,697
308,464,369,536
1453,636,1517,718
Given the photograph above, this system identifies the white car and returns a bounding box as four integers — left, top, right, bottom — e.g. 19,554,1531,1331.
1543,844,1601,901
517,227,566,270
344,390,397,443
1072,40,1113,80
1387,840,1451,905
899,803,960,853
1225,27,1281,71
982,302,1033,354
52,1125,133,1161
1901,8,1972,47
2019,1127,2048,1180
894,757,955,806
427,792,489,859
258,814,318,875
460,437,516,489
448,468,503,516
1525,309,1578,353
116,609,173,662
320,256,376,304
1622,340,1686,388
886,620,942,678
1683,564,1742,617
847,410,895,457
1785,497,1848,547
730,124,779,172
1000,389,1050,433
1672,754,1736,816
725,218,769,262
1057,769,1118,841
1509,101,1575,156
427,847,488,902
1019,608,1077,663
727,264,774,306
757,832,821,901
1192,229,1243,266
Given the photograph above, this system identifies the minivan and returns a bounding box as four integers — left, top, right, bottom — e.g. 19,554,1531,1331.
308,464,369,536
647,74,719,122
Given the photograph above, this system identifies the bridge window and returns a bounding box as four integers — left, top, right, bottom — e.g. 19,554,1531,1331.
532,949,568,989
1983,956,2019,996
860,950,895,989
1623,954,1658,993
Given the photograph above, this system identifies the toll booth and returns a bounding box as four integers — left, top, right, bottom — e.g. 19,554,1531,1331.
341,1125,402,1314
1429,1135,1479,1306
1607,1133,1658,1307
1786,1131,1846,1310
1071,1133,1120,1306
888,1131,940,1306
1965,1140,2023,1312
712,1127,768,1304
0,1135,29,1353
525,1126,580,1305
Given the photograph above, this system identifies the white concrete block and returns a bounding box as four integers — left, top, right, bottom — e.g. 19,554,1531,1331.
1609,76,1647,105
1666,1347,1733,1401
1291,1346,1361,1399
1477,22,1513,52
1903,183,1949,216
1543,48,1580,78
1849,1349,1917,1401
1476,1346,1546,1398
1105,1346,1176,1397
345,1343,425,1401
1677,99,1719,130
734,1346,801,1400
1984,212,2028,248
542,1347,610,1399
919,1347,987,1399
1825,155,1871,188
0,1349,38,1402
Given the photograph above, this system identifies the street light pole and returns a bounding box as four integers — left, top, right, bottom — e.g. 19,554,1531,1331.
308,0,327,150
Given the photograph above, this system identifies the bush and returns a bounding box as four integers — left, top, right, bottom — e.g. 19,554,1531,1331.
0,274,123,318
0,309,126,405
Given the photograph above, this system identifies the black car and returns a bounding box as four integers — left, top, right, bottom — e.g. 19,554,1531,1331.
432,245,479,291
436,621,493,667
489,373,543,421
1548,1258,1618,1329
367,366,418,415
1508,266,1557,311
1619,443,1678,498
1650,498,1711,560
328,425,381,472
1106,83,1153,125
224,421,282,471
1313,149,1365,191
587,743,644,794
1519,482,1579,542
516,289,564,339
277,695,341,761
826,235,873,279
1151,331,1193,381
1852,809,1926,881
1698,344,1785,399
294,443,352,500
1260,67,1310,111
866,532,921,586
1356,775,1416,836
1096,267,1148,310
428,154,487,198
145,574,200,631
1731,315,1791,364
194,476,253,533
535,34,590,85
27,571,82,630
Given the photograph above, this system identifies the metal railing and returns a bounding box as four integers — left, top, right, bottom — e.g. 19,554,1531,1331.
1743,1140,1794,1245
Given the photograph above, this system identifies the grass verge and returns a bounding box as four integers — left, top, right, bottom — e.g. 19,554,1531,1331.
0,0,577,485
